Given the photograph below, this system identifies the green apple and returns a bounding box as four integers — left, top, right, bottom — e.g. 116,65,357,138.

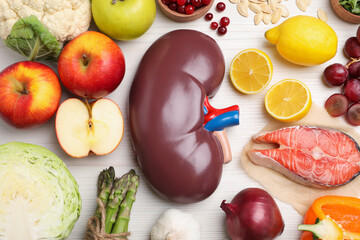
92,0,156,41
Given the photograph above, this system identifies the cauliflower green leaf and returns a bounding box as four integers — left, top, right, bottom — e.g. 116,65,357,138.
5,15,62,61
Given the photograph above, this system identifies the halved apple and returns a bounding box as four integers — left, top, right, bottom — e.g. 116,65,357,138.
55,98,124,158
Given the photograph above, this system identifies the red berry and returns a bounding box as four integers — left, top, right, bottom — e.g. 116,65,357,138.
177,4,186,13
162,0,171,5
210,22,218,30
216,2,226,11
205,13,213,21
191,0,202,7
170,0,177,2
202,0,211,5
344,37,360,58
347,61,360,78
168,2,178,11
217,26,227,35
323,63,348,86
343,78,360,102
185,5,195,14
220,16,230,26
177,0,186,5
325,94,349,117
347,103,360,126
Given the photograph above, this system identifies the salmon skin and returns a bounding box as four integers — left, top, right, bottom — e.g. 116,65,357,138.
247,126,360,188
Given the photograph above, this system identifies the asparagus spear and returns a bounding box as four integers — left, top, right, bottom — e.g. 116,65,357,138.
104,170,135,233
95,167,115,218
112,172,140,234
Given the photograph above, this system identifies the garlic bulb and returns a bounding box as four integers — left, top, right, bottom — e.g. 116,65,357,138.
150,209,201,240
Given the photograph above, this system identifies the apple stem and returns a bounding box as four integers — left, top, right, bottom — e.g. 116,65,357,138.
84,98,93,130
112,0,124,4
82,54,90,67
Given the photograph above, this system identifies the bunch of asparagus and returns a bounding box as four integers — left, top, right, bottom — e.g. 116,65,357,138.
96,167,140,235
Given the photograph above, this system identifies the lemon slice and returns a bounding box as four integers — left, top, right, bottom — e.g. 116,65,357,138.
230,48,273,94
265,79,312,122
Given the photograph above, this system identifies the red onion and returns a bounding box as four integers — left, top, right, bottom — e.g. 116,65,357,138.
220,188,284,240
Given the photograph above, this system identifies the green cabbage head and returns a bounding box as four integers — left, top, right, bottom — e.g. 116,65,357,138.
0,142,81,239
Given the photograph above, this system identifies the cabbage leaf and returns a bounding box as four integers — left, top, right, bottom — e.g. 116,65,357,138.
0,142,81,239
5,15,62,61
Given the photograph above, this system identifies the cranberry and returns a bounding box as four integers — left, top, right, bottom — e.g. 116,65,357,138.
191,0,202,7
202,0,211,5
168,2,178,11
186,0,191,4
162,0,171,5
220,16,230,26
185,5,195,14
177,4,186,13
210,22,218,30
216,2,226,11
177,0,186,5
170,0,177,2
205,13,213,21
218,26,227,35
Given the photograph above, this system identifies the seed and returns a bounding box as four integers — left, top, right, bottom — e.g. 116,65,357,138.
240,0,249,7
229,0,239,3
304,0,311,6
249,2,262,13
260,3,271,13
271,8,281,23
254,12,263,25
269,0,278,11
278,4,289,17
317,8,328,22
263,13,271,24
249,0,262,3
237,2,249,17
296,0,307,12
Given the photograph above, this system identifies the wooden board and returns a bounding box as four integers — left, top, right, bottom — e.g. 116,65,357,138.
0,1,357,239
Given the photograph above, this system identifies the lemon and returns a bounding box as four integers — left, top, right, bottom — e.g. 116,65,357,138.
265,79,312,122
265,16,338,66
230,48,273,94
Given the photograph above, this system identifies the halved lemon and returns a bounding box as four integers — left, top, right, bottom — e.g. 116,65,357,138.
265,79,312,122
230,48,273,94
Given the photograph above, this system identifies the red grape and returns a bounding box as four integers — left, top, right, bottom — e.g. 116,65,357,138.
185,5,195,14
218,26,227,35
347,103,360,126
323,63,348,86
220,16,230,26
210,22,218,30
347,61,360,78
191,0,202,7
205,13,213,21
177,4,186,13
202,0,211,5
216,2,226,11
168,2,178,10
357,26,360,44
344,37,360,58
177,0,186,5
162,0,171,5
325,94,349,117
343,78,360,102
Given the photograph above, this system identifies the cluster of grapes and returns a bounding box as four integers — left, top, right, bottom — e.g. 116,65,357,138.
324,26,360,126
162,0,211,15
204,2,230,36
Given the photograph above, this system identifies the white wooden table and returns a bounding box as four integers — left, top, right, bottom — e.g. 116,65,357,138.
0,1,357,239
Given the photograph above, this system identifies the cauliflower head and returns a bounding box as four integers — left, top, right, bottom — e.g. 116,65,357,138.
0,0,91,42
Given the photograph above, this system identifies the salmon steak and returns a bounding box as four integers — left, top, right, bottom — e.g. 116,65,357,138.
247,126,360,188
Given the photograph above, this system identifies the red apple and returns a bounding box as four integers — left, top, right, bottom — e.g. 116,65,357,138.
58,31,125,99
55,98,124,158
0,61,61,128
